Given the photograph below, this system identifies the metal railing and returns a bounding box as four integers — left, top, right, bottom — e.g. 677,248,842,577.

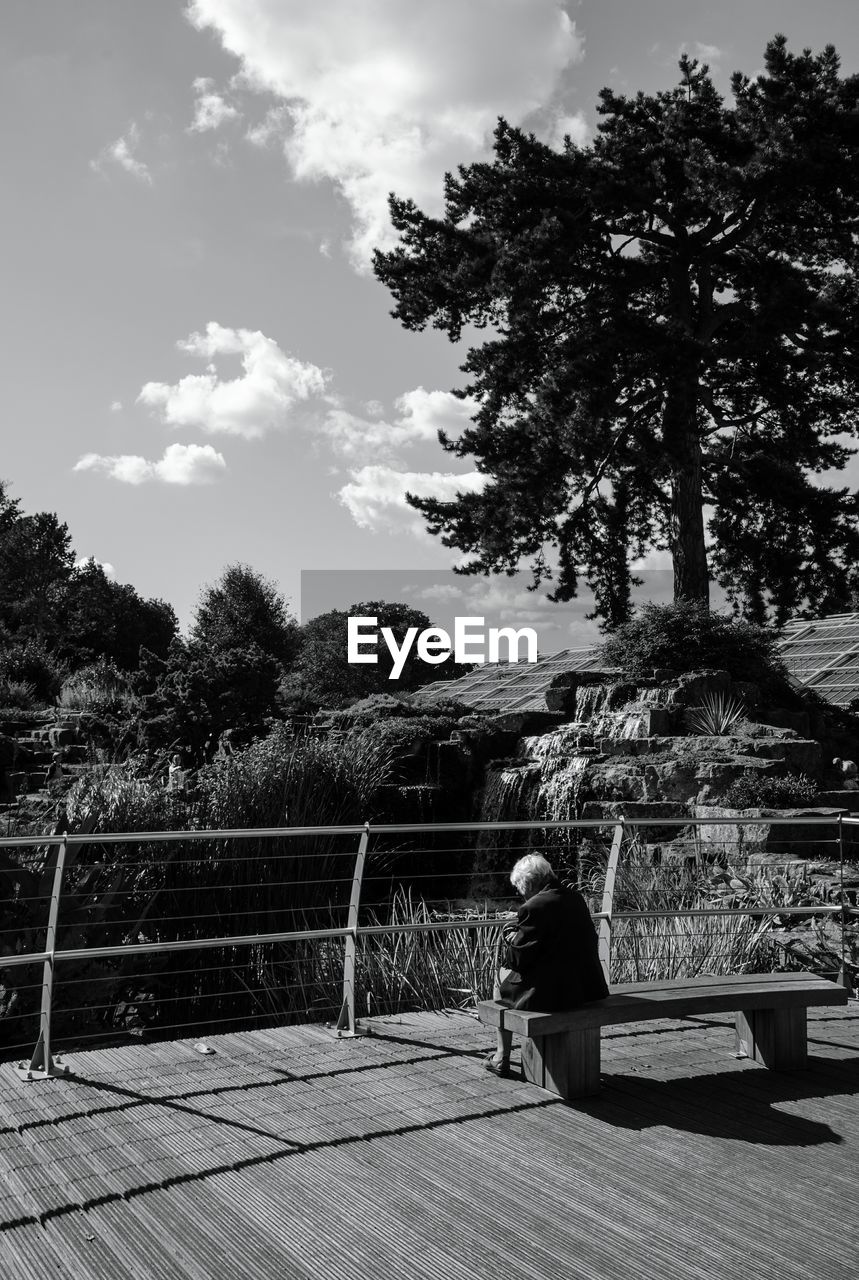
0,813,856,1081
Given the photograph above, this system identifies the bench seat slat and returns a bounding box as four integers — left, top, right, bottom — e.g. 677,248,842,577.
609,972,837,996
478,976,848,1037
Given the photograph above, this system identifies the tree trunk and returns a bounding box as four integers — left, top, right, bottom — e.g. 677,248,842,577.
663,378,709,605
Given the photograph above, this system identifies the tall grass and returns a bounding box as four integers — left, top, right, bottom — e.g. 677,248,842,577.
357,891,504,1014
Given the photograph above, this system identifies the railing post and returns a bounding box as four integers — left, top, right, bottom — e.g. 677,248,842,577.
334,822,370,1037
836,815,853,996
15,836,71,1081
598,816,624,986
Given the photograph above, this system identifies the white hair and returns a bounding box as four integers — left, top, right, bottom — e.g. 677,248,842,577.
510,853,555,898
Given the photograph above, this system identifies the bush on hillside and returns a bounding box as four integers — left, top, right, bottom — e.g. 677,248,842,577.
0,678,39,710
59,658,139,713
721,772,821,810
0,638,66,703
598,601,786,687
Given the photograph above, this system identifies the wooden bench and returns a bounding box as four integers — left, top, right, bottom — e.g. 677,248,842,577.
477,972,849,1100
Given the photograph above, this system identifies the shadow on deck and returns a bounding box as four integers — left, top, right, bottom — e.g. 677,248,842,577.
1,1006,858,1279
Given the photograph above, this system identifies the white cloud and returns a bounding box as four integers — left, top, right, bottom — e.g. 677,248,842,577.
109,400,123,413
323,387,476,459
75,556,116,577
338,464,486,536
189,76,241,131
73,443,227,485
187,0,583,267
545,110,589,151
138,321,328,438
245,104,290,147
681,42,722,67
91,123,152,184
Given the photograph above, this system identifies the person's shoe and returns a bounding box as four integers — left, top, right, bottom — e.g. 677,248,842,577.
484,1052,512,1078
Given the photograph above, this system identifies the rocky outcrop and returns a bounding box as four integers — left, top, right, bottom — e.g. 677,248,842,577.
0,712,90,829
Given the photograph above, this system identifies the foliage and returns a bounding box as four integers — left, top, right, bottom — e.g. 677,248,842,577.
0,480,176,671
0,727,397,1041
720,772,821,810
358,714,463,757
57,559,177,670
597,600,785,684
0,498,74,641
59,659,140,713
191,563,300,667
374,39,859,625
0,679,39,710
324,693,472,728
686,691,747,736
297,600,462,709
358,891,503,1014
133,639,282,755
0,637,66,702
704,860,839,913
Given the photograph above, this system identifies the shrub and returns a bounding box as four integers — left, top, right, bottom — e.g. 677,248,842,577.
59,658,139,712
0,678,39,710
721,771,821,810
597,600,786,686
0,639,66,702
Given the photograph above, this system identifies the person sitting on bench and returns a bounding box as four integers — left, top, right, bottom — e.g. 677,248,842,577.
485,852,608,1078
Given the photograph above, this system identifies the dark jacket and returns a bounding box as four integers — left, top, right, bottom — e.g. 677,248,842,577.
499,881,609,1011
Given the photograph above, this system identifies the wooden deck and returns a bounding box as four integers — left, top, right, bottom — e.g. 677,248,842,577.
1,1004,858,1279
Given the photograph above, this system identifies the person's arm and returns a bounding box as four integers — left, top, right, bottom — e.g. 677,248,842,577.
504,901,550,976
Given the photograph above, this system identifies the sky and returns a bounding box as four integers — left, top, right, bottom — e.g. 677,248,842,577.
2,1,858,644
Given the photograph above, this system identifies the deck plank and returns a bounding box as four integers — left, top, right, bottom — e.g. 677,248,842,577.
0,1005,857,1279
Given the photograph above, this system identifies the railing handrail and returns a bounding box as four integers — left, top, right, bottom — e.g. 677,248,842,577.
1,810,851,849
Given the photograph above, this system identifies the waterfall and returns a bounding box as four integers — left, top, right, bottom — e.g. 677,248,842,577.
575,684,613,727
471,760,542,897
478,761,541,826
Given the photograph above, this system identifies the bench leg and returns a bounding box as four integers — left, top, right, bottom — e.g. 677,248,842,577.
521,1029,601,1099
735,1008,807,1070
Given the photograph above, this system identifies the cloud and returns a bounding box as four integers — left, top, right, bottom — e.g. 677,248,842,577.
186,0,583,267
109,400,123,413
337,464,487,535
75,556,116,577
545,110,589,151
138,321,328,438
322,387,476,460
73,443,227,485
245,105,290,147
189,76,241,131
91,123,152,183
681,42,723,67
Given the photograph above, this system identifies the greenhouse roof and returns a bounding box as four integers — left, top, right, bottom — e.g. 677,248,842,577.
413,646,607,713
413,613,859,713
778,613,859,709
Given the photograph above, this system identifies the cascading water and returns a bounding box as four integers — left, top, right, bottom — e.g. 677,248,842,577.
471,759,542,896
471,681,672,894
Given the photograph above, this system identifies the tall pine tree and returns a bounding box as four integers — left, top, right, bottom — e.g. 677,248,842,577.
374,37,859,627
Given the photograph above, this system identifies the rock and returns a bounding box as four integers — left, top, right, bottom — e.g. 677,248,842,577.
671,671,732,704
756,708,811,736
580,800,689,822
817,789,859,813
750,738,821,774
693,804,848,860
490,711,565,735
48,726,77,748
